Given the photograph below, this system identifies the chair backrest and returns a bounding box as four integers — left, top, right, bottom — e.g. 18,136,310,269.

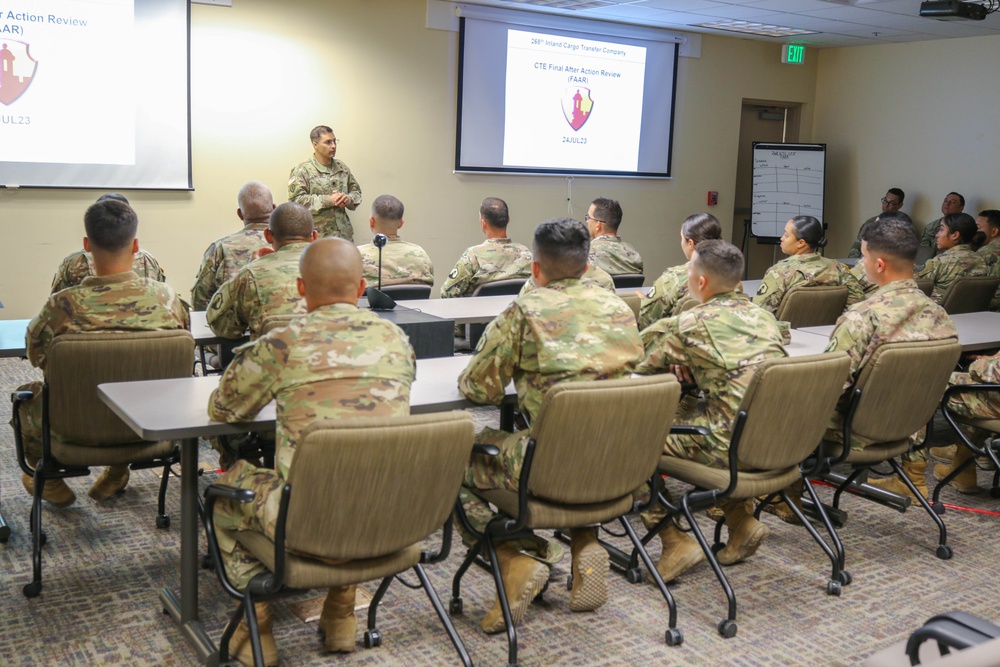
379,284,432,301
46,330,195,446
258,314,298,336
611,273,645,289
471,278,527,297
915,279,934,297
285,412,474,561
618,293,641,322
940,276,1000,315
526,374,681,504
848,339,962,444
734,352,851,471
774,284,849,328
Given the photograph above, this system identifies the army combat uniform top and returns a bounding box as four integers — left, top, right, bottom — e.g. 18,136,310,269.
637,291,787,467
753,253,863,316
440,237,532,298
919,217,944,257
589,235,643,276
916,243,988,304
206,241,310,339
358,236,434,287
190,223,269,311
639,263,696,330
847,216,879,259
209,303,415,587
518,262,615,297
51,249,165,294
976,237,1000,311
288,156,362,241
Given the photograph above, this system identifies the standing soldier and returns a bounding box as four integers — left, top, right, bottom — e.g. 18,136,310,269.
288,125,362,240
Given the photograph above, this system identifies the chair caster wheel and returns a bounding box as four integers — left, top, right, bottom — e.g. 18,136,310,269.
718,619,737,638
665,628,683,646
931,502,945,516
625,568,644,584
201,553,215,570
156,515,170,529
449,598,463,615
827,580,842,596
837,571,852,586
565,574,573,591
363,629,381,648
989,487,1000,499
23,581,42,598
936,545,953,560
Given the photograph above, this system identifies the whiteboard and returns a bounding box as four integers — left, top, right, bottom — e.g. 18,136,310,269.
751,143,826,238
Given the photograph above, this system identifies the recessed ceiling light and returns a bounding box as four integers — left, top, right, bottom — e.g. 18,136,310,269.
693,20,818,38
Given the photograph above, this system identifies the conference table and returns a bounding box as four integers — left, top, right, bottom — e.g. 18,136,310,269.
800,311,1000,352
0,319,29,358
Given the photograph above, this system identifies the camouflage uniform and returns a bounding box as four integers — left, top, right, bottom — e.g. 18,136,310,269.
916,243,988,304
947,355,1000,446
358,236,434,287
457,278,643,553
206,241,310,339
209,303,415,588
287,157,362,241
589,235,643,276
190,223,269,311
847,216,879,259
976,238,1000,311
753,253,864,315
850,263,878,299
518,262,615,296
14,272,190,460
440,238,532,298
638,263,698,330
824,279,957,456
920,217,944,256
51,249,164,293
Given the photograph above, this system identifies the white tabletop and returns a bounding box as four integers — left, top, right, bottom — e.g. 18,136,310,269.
742,279,762,295
401,294,516,325
786,329,832,357
801,311,1000,352
0,318,28,358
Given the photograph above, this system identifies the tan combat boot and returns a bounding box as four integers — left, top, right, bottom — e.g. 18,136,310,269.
869,460,928,501
319,585,357,653
717,499,769,566
228,601,278,667
652,521,705,582
480,542,549,634
933,446,978,494
929,444,956,463
759,482,803,525
88,465,130,501
22,472,76,508
568,528,608,612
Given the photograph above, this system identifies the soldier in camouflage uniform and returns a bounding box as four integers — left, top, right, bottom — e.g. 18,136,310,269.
637,240,786,581
916,212,988,304
754,215,863,315
973,210,1000,311
919,192,966,258
14,199,189,508
847,188,905,259
357,194,434,287
207,202,317,340
190,181,275,310
288,125,362,241
824,216,957,501
458,218,642,633
585,197,643,275
440,197,531,297
638,213,723,330
210,238,415,662
50,193,166,293
518,260,615,295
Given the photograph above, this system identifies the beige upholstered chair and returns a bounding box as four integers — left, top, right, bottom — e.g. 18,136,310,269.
654,352,851,638
465,278,528,347
863,612,1000,667
937,383,1000,503
452,375,684,664
773,284,850,328
618,292,641,323
10,330,195,598
819,339,962,561
939,276,1000,314
915,278,934,297
611,273,645,289
203,412,476,666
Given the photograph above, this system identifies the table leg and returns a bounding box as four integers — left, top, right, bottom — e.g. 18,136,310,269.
160,437,219,665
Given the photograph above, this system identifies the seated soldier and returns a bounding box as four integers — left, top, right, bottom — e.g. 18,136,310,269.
847,188,905,259
851,211,913,297
13,199,189,506
50,192,165,293
457,218,643,633
916,212,988,304
207,202,318,340
637,240,787,581
209,238,416,665
973,210,1000,311
518,218,616,296
919,192,966,258
585,197,643,275
440,197,531,298
190,181,275,311
753,215,863,315
357,194,434,286
825,216,957,500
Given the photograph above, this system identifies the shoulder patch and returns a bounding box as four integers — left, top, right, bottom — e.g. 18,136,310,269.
646,286,656,298
448,268,458,279
756,283,768,295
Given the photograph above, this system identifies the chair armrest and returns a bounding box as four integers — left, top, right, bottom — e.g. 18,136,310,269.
11,390,34,403
472,443,500,457
204,483,256,504
421,516,453,565
202,483,258,600
670,425,710,437
906,617,999,665
10,390,36,476
941,384,1000,457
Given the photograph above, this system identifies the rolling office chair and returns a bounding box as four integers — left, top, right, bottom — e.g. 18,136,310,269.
379,283,432,301
773,284,850,328
465,278,527,348
611,273,645,289
939,276,1000,315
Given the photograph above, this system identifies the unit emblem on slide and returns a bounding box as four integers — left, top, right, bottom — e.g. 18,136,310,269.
0,40,37,106
562,87,593,132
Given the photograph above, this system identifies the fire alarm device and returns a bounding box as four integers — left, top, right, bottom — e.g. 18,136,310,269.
707,191,718,206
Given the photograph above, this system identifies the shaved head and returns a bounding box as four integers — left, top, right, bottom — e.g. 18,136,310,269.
237,181,274,222
299,237,365,309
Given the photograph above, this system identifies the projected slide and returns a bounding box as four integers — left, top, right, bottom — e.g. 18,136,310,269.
1,0,135,166
502,29,646,172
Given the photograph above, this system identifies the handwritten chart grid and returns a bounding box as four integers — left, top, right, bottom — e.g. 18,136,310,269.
751,144,826,238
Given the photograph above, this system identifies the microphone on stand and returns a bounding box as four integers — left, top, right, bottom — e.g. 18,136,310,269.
366,232,396,310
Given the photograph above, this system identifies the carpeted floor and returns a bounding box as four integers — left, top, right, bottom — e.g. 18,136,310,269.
1,356,999,666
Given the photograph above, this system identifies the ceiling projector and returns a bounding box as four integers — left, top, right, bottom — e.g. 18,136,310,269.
919,1,988,20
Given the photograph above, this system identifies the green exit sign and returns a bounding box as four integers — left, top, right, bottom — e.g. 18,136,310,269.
782,44,805,64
